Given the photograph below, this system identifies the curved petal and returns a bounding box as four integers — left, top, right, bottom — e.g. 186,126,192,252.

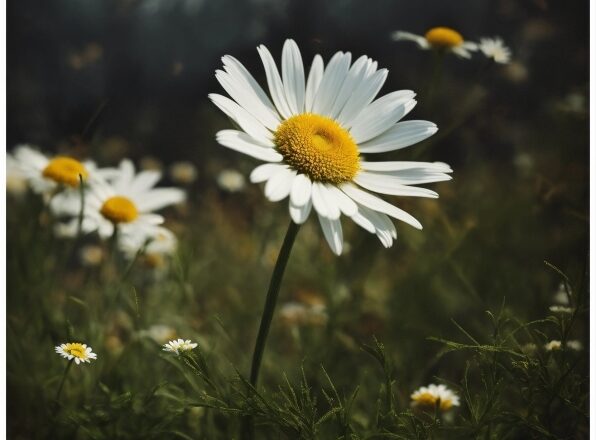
257,45,293,119
135,188,185,212
129,170,162,196
337,67,388,128
264,167,296,202
289,198,312,224
290,173,312,207
318,215,343,255
216,130,283,162
250,163,287,183
312,52,352,117
305,55,324,112
282,39,305,115
358,121,438,153
328,55,369,119
354,172,439,198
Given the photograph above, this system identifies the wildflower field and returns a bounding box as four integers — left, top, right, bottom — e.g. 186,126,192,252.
6,1,589,439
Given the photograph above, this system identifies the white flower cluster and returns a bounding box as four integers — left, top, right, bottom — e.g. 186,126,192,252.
7,145,186,261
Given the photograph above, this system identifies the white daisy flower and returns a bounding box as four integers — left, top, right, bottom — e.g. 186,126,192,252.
216,168,246,192
210,39,452,255
118,225,177,259
6,153,29,198
478,37,512,64
8,144,109,197
55,342,97,365
549,305,574,314
163,338,198,355
53,159,185,241
545,340,562,351
392,27,478,58
411,383,460,411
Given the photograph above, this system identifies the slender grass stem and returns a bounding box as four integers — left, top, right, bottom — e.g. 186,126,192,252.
243,220,300,439
76,174,85,238
55,359,74,403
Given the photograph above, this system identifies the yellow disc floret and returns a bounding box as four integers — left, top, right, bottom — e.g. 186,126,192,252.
412,392,454,411
42,156,88,187
274,113,360,183
100,196,139,223
425,27,464,49
63,343,87,360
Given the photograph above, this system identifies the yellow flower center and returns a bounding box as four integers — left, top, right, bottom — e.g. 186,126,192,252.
42,156,88,187
64,343,87,359
100,196,139,223
413,393,453,411
274,113,360,183
425,27,464,49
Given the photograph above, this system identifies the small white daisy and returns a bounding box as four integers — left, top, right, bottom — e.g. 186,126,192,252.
549,305,574,314
566,340,583,351
478,37,512,64
210,39,452,255
118,225,177,259
411,383,460,411
8,144,109,197
52,159,185,242
55,342,97,365
392,27,478,58
545,340,562,351
216,168,246,193
163,338,198,355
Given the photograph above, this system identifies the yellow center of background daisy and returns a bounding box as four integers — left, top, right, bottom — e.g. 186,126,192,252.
274,113,360,183
64,343,86,359
42,156,88,187
100,196,139,223
413,393,453,411
425,27,464,48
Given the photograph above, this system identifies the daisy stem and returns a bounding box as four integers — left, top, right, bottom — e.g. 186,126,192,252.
55,359,74,404
76,174,85,238
249,221,300,387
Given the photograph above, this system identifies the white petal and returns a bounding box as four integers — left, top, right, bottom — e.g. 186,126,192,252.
312,52,352,117
328,55,369,119
318,215,343,255
289,198,312,224
361,160,450,173
290,174,312,207
337,67,388,128
136,188,185,212
209,94,274,145
350,91,417,143
340,183,422,229
326,184,358,216
391,31,430,49
264,167,296,202
250,163,287,183
257,45,293,119
305,55,324,112
354,172,439,198
358,120,438,153
113,159,136,192
369,168,453,185
13,145,49,170
282,39,305,115
215,66,279,131
216,130,283,162
311,181,340,219
129,170,162,195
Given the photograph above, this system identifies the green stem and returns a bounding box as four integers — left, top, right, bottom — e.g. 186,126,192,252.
76,174,85,238
242,221,300,439
249,221,300,387
55,359,74,403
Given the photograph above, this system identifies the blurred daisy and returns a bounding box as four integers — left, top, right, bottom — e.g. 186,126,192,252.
169,161,198,185
210,39,451,255
163,338,198,355
545,340,562,351
55,342,97,365
6,154,28,198
141,325,177,344
549,305,573,315
53,159,185,241
79,244,105,267
279,302,328,327
566,340,583,351
411,384,460,411
216,168,246,193
478,37,512,64
8,144,101,196
392,27,478,58
118,225,177,260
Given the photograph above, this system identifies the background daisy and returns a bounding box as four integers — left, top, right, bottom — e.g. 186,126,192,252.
392,27,478,58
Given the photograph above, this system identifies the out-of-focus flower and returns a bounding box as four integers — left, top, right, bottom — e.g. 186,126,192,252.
549,305,573,315
216,169,246,193
139,156,164,172
9,144,100,196
502,61,529,84
79,244,105,267
545,340,562,351
55,342,97,365
521,342,538,355
210,39,451,255
6,154,28,197
141,325,177,344
566,340,583,351
555,92,587,115
513,153,534,175
163,339,198,355
411,384,460,411
279,302,328,327
169,161,198,185
553,282,570,305
478,37,512,64
392,27,478,58
119,225,177,260
52,159,185,244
